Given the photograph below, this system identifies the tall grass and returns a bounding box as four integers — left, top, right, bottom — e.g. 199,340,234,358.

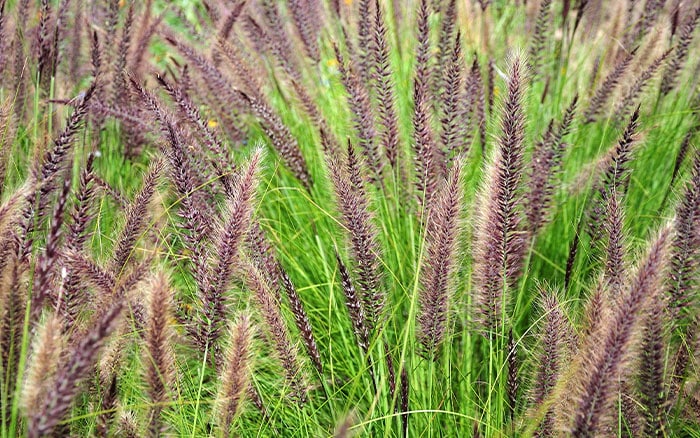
0,0,699,436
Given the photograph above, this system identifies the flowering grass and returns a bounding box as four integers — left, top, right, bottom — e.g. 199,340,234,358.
0,0,700,436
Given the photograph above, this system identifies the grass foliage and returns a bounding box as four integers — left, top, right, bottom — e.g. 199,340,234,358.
0,0,700,436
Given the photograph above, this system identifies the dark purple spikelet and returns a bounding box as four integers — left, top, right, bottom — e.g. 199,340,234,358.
477,0,490,12
92,175,129,209
178,64,192,95
241,12,267,54
104,0,120,52
68,0,83,84
670,130,693,190
603,188,627,302
203,0,222,24
320,127,342,163
525,95,578,234
144,272,176,437
587,55,602,91
529,0,552,80
289,78,324,125
165,35,250,108
246,222,281,293
473,56,527,335
356,0,373,85
400,365,409,437
27,303,123,438
0,102,14,195
618,379,642,437
412,0,441,200
130,77,213,295
0,251,28,418
236,91,313,190
216,37,262,96
89,29,103,109
245,263,307,403
246,8,301,81
371,0,400,171
569,225,670,437
638,292,668,437
288,0,320,62
111,158,164,274
507,328,520,421
385,343,396,400
333,44,382,181
487,58,495,114
416,159,463,356
218,313,253,434
11,0,30,121
36,0,54,94
36,82,96,222
582,281,606,343
601,107,640,191
589,107,641,240
116,256,154,298
661,7,700,95
215,0,246,47
435,0,457,95
112,2,134,110
335,251,370,352
0,0,8,76
133,0,155,53
464,55,487,150
326,142,384,328
669,0,681,38
279,265,323,375
667,150,700,323
246,383,269,418
31,176,71,319
613,49,671,123
201,149,262,359
154,73,234,194
439,32,466,166
583,48,638,123
131,5,166,80
531,286,569,437
66,154,96,253
63,250,117,297
626,0,666,48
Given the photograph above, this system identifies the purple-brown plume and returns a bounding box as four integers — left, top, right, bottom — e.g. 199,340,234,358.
371,0,400,171
613,49,670,123
525,95,578,234
245,263,307,403
217,313,254,434
530,285,570,437
661,7,700,95
583,48,637,123
27,303,123,438
335,251,370,352
144,272,176,437
416,159,463,355
279,265,323,375
412,0,441,200
326,141,384,328
472,55,527,335
333,43,382,182
568,225,671,436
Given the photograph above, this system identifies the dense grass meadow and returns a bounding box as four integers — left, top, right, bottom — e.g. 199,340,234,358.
2,0,700,436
